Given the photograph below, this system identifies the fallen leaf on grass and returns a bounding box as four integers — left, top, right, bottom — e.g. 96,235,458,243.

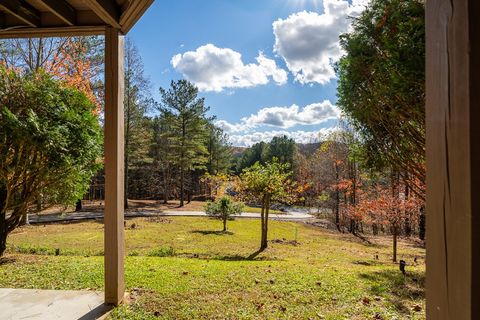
373,313,383,320
413,304,422,312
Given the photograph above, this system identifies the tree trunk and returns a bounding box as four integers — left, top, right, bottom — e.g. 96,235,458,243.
404,217,412,237
419,205,426,241
404,181,411,236
350,219,356,235
124,157,129,209
162,167,169,204
36,195,42,212
75,199,82,212
180,167,184,207
124,116,130,209
334,162,340,231
180,116,186,207
223,217,227,232
163,189,169,204
260,196,266,250
124,71,131,210
19,211,29,226
261,196,270,249
263,205,269,248
0,224,6,257
0,185,7,257
393,226,398,262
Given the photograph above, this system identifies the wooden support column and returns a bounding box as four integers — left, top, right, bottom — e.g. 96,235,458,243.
104,27,125,306
426,0,480,319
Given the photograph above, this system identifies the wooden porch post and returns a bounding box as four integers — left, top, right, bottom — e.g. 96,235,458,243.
104,27,125,305
426,0,480,319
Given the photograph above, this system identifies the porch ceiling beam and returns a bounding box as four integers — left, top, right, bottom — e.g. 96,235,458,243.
119,0,153,33
84,0,121,30
0,26,106,39
0,0,40,28
37,0,76,26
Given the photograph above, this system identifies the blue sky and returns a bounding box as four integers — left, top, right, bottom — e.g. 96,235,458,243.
128,0,367,146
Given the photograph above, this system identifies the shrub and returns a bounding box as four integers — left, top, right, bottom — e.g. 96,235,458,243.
147,247,175,257
204,196,244,231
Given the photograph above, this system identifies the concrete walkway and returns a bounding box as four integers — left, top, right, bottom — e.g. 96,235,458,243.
28,210,314,224
0,289,110,320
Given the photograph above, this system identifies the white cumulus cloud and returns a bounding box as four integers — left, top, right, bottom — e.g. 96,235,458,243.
215,100,339,133
229,128,337,147
273,0,368,85
171,44,288,92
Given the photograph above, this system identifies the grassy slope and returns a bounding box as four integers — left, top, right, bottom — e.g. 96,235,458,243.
0,217,425,320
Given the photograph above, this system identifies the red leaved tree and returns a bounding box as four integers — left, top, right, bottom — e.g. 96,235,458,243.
360,183,422,262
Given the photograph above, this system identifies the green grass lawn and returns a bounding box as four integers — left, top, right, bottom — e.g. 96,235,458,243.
0,217,425,319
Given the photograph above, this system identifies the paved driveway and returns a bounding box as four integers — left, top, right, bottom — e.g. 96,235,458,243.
27,210,314,224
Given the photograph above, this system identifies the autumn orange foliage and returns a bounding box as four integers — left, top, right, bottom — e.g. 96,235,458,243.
47,39,100,114
336,178,422,233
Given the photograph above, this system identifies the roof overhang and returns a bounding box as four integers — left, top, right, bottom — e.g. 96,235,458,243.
0,0,154,38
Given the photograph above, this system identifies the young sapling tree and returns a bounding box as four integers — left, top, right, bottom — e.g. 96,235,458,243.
204,196,244,232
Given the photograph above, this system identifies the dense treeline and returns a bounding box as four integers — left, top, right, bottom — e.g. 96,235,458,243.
87,40,234,206
119,78,234,205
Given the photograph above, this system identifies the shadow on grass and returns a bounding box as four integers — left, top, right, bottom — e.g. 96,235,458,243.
212,248,273,261
359,269,425,314
0,256,15,265
179,248,278,262
190,230,234,236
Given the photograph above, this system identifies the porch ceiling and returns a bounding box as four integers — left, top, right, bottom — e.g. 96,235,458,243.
0,0,153,38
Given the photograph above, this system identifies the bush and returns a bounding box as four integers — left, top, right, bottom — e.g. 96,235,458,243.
0,67,102,256
205,196,244,231
147,247,176,257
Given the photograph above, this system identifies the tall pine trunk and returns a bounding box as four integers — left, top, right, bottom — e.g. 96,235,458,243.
124,89,131,210
162,166,170,204
124,151,129,209
179,167,184,207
